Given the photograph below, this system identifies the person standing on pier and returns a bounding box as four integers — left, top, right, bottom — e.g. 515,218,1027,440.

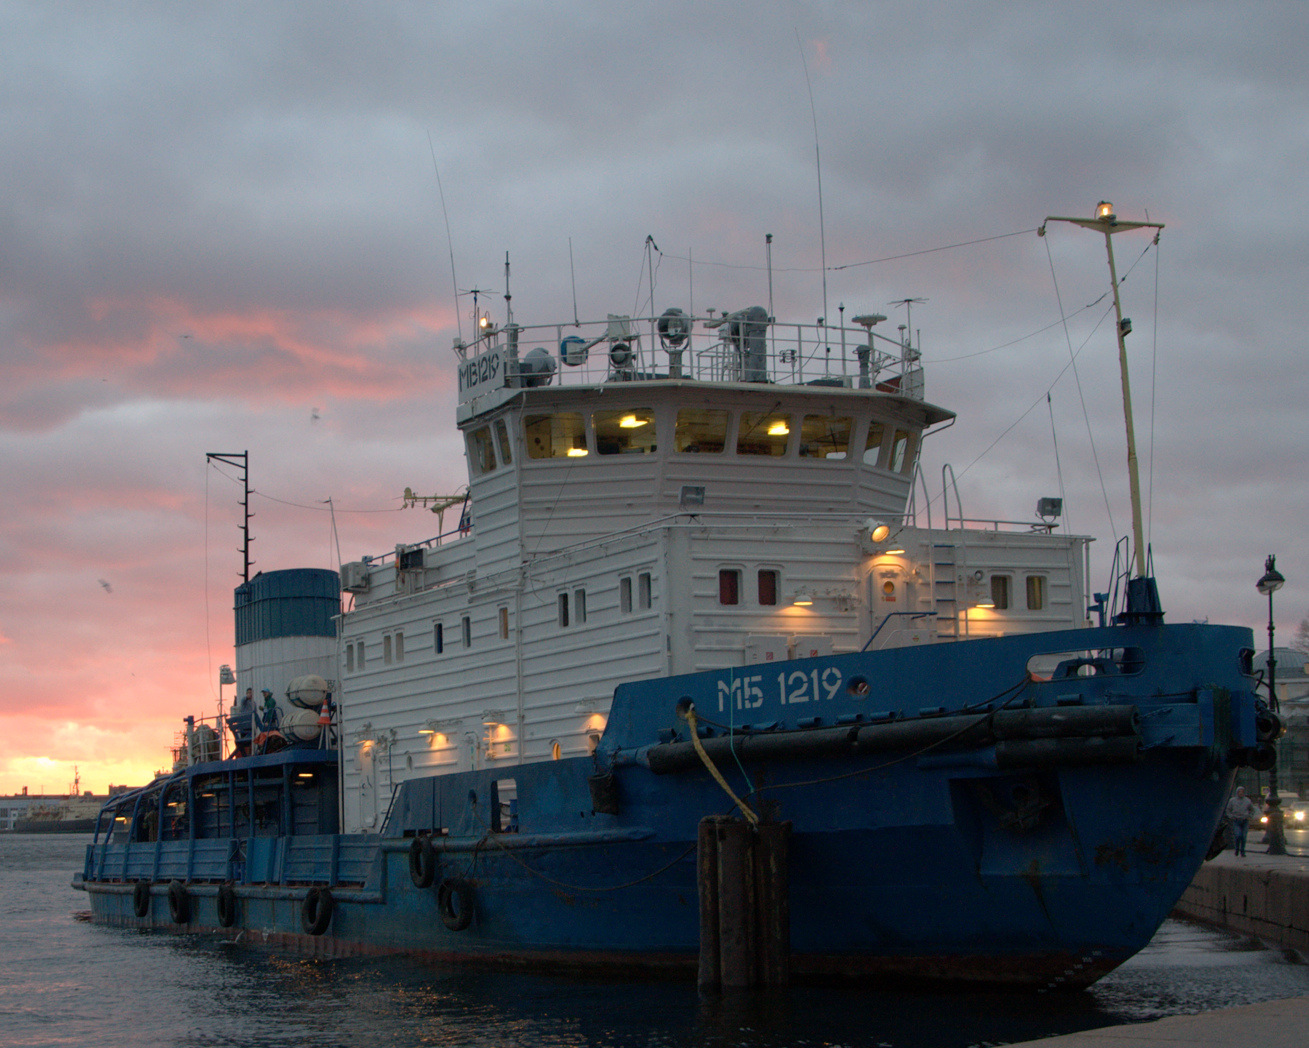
1226,786,1259,856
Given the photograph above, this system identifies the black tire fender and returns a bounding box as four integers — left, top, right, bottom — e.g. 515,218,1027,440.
301,886,333,936
132,880,151,919
167,880,190,925
437,878,475,932
409,836,437,889
216,883,238,928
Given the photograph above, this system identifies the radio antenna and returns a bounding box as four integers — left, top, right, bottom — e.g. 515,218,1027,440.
427,130,463,344
569,237,580,326
796,30,829,333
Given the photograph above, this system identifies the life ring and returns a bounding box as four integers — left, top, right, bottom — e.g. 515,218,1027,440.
301,887,334,936
409,837,437,889
437,878,475,932
216,884,238,928
132,880,151,919
167,880,190,925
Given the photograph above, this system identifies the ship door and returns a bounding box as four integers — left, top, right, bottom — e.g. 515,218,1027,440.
868,565,931,647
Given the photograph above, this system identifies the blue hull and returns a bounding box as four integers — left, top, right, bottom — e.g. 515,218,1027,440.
77,622,1262,988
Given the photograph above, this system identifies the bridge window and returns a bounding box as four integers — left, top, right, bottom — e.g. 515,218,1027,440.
799,415,852,459
890,429,915,473
638,572,652,610
719,569,742,606
434,622,444,654
494,418,513,465
524,412,587,459
737,413,791,456
619,576,633,614
863,421,886,467
758,569,779,606
674,408,728,453
467,426,498,475
594,408,657,454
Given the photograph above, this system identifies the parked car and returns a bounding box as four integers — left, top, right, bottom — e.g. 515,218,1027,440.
1259,798,1309,827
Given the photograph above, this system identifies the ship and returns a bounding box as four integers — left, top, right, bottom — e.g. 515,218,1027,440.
75,211,1273,988
11,796,105,834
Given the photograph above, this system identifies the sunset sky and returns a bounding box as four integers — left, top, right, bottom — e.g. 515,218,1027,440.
3,2,1307,796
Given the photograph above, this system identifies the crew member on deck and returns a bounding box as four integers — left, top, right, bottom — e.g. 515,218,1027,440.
229,686,255,757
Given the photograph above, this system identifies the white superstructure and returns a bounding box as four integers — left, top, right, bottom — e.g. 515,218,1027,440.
336,308,1089,832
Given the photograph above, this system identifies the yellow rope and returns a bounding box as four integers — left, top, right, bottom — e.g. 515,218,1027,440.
681,704,759,827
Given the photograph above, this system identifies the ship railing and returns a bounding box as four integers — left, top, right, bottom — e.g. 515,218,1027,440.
460,310,922,395
358,509,1072,573
84,833,380,888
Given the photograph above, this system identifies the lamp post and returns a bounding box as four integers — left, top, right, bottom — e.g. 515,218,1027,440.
1257,555,1287,856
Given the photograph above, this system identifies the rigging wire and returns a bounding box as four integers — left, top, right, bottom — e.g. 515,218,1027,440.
1148,234,1162,553
204,465,215,704
651,227,1039,277
1043,234,1117,543
1046,392,1070,537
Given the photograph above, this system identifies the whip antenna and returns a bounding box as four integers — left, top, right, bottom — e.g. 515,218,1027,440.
427,131,463,344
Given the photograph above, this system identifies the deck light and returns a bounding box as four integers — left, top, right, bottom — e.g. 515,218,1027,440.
567,446,588,457
791,589,815,606
868,521,891,544
767,420,790,436
619,414,648,429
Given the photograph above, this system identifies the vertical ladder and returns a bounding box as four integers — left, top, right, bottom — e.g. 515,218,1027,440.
932,542,960,638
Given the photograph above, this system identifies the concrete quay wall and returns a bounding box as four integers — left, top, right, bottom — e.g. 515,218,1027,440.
1173,851,1309,953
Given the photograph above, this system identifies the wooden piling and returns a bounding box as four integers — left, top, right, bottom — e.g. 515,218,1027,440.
697,817,720,991
696,816,791,990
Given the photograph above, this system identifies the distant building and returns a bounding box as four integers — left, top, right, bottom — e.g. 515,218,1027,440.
0,796,33,831
1239,646,1309,798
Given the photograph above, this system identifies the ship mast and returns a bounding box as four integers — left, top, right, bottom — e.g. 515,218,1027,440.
206,451,253,582
1040,203,1163,580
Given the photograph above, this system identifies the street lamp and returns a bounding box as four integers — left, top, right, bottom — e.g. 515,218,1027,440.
1257,555,1287,855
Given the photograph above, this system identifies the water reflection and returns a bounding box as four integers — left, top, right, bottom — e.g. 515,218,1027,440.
168,919,1302,1048
5,833,1305,1048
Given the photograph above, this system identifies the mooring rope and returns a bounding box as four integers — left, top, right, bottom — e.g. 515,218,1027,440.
678,702,759,827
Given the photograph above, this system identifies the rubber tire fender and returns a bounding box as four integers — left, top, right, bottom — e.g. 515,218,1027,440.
167,880,190,925
216,884,238,928
409,836,438,889
132,880,151,919
437,878,475,932
301,887,334,936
